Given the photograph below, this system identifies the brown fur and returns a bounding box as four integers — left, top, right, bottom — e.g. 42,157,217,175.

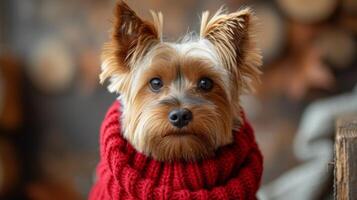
100,1,262,161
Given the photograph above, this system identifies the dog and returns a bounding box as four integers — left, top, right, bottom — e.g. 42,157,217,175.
100,1,262,162
90,1,263,199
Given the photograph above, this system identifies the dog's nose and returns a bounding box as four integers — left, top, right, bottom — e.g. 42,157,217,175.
168,108,192,128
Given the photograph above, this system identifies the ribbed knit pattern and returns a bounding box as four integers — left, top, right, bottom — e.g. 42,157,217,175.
89,101,263,200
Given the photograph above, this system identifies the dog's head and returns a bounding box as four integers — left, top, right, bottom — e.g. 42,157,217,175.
100,1,262,161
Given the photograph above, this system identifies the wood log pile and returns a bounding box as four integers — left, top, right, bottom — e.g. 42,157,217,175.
255,0,356,101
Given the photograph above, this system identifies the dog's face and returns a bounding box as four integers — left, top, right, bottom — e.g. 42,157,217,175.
100,1,262,161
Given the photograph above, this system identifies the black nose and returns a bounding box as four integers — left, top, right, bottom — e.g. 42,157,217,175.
168,108,193,128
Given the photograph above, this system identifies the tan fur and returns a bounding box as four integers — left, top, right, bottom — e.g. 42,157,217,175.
99,1,160,93
200,7,262,94
200,7,262,123
99,1,262,161
122,45,233,161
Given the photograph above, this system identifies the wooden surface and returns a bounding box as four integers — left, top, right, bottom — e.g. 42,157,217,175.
335,116,357,200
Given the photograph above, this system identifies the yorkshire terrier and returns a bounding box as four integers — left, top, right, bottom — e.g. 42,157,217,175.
100,1,262,162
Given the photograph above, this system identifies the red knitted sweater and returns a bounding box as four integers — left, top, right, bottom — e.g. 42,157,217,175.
89,101,263,200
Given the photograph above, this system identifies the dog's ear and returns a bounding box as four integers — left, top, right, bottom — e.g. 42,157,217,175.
100,1,163,93
200,7,262,94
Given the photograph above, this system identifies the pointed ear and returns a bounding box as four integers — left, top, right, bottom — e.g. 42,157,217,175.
200,7,262,94
100,1,163,93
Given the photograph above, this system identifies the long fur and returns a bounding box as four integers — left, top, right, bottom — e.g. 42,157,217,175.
200,7,262,94
99,1,262,161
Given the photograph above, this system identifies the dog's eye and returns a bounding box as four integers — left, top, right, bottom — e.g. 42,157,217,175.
197,78,213,91
149,78,163,92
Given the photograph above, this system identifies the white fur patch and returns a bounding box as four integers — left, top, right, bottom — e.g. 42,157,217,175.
168,39,222,69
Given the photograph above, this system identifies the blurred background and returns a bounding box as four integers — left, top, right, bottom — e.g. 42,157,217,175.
0,0,356,199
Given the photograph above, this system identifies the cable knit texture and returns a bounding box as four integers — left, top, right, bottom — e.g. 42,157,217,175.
89,101,263,200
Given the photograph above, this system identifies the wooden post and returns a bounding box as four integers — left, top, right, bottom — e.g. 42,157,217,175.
335,117,357,200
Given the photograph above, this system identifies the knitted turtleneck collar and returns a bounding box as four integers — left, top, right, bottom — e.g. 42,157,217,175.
89,101,263,200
